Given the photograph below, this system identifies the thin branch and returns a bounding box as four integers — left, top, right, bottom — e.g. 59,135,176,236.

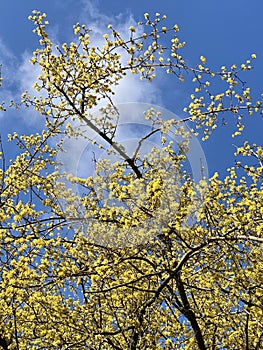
175,273,206,350
132,128,160,160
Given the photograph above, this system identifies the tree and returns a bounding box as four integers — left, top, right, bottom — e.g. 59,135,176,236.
0,10,262,349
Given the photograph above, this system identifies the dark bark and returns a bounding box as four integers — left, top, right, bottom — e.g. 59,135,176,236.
175,273,207,350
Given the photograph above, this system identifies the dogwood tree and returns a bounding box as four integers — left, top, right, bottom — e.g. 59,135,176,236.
0,10,262,350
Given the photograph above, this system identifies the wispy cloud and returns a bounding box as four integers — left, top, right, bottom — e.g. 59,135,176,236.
0,39,20,123
0,38,16,63
0,38,17,97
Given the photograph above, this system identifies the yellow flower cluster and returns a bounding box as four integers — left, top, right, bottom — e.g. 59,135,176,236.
0,9,262,349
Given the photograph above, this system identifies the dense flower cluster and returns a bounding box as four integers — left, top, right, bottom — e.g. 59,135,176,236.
0,10,262,350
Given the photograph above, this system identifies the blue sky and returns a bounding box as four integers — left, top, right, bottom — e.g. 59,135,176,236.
0,0,262,179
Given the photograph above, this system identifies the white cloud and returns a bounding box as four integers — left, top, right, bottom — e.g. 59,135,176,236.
0,39,17,105
79,0,132,33
0,38,42,125
0,38,16,66
17,52,40,95
113,73,161,105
